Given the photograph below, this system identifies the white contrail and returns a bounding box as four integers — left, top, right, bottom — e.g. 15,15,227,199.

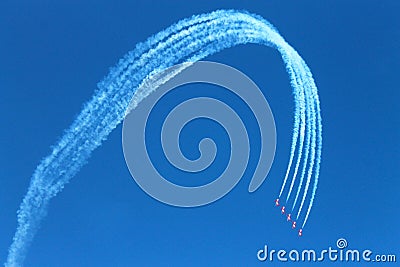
295,58,318,220
285,72,306,202
278,56,303,198
291,71,313,211
301,59,322,228
5,10,322,266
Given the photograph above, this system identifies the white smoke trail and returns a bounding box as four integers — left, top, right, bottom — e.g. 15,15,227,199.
278,55,303,198
295,58,318,220
291,72,313,211
5,10,321,266
301,60,322,228
278,49,308,205
285,71,306,202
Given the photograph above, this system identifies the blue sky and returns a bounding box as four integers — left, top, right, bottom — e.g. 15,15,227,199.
0,0,399,266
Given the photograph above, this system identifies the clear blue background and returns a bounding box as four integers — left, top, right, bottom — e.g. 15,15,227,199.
1,1,399,266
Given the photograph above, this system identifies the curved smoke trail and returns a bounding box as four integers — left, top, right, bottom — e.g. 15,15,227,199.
5,9,322,266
